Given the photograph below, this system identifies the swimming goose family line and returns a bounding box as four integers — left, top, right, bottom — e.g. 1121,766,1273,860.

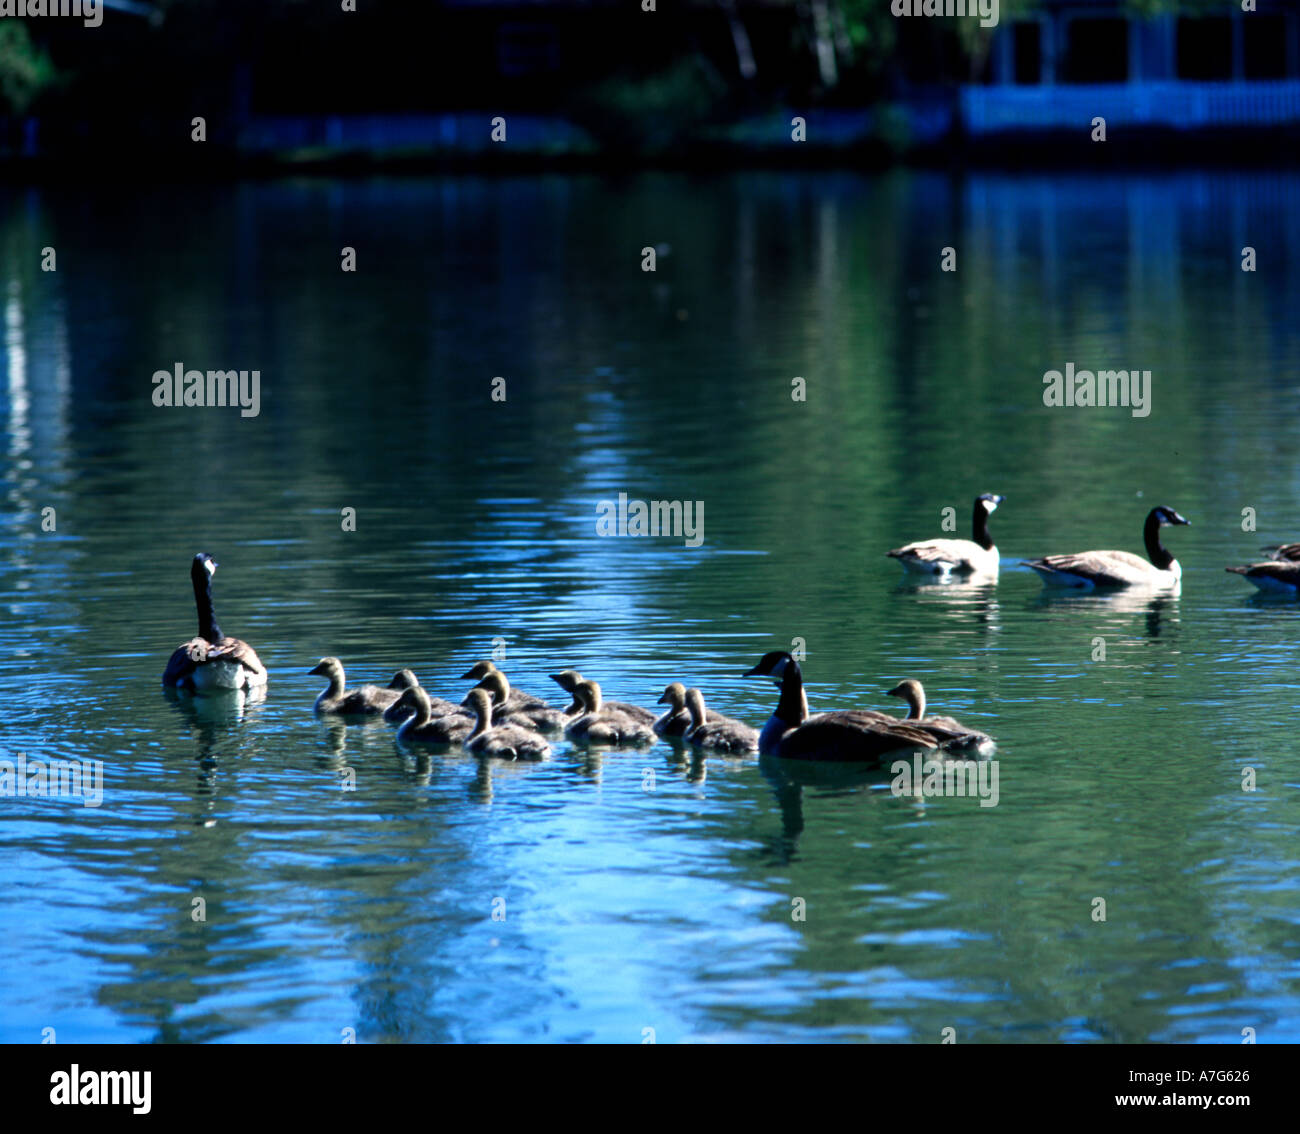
160,553,996,762
164,506,1299,765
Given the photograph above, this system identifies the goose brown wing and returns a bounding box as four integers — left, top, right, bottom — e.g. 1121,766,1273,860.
887,539,982,567
207,636,266,675
776,711,937,762
1026,550,1155,586
163,637,211,685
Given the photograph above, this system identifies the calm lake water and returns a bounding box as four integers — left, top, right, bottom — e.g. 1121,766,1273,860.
2,170,1299,1043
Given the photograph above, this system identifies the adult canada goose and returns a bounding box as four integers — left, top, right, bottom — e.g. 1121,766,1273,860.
162,553,268,692
393,686,474,744
887,494,1004,576
1226,558,1300,595
654,682,725,737
1024,505,1190,589
743,651,938,763
682,688,758,753
461,688,552,761
564,681,657,746
471,671,568,733
550,670,657,726
886,679,995,755
309,657,400,715
460,661,549,711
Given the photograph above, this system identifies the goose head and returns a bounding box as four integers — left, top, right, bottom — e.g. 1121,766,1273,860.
549,669,584,693
309,657,345,682
977,493,1004,514
193,552,218,580
1151,505,1190,527
473,670,511,706
657,682,687,710
886,678,927,720
387,668,420,691
460,660,499,682
743,651,796,684
461,687,495,726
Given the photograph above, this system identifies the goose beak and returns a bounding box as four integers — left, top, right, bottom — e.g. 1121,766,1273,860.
742,665,764,678
458,668,476,680
657,690,671,705
309,662,327,676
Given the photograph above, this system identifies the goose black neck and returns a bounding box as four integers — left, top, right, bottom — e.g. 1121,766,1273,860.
191,562,224,643
775,659,808,727
971,501,995,551
1143,512,1174,570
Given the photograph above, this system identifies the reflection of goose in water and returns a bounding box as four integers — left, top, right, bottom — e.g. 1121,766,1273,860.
1030,587,1179,640
162,681,266,725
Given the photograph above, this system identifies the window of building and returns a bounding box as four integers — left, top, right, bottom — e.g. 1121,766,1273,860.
1176,17,1233,79
1064,18,1128,83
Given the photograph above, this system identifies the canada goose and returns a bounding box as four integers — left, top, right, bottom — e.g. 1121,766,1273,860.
886,679,995,755
394,686,474,744
309,657,400,715
564,681,657,746
162,553,268,692
654,682,725,737
887,494,1004,576
682,688,758,753
1024,505,1190,589
471,670,568,733
550,670,657,726
460,661,549,711
1226,558,1300,594
461,688,552,761
743,651,938,762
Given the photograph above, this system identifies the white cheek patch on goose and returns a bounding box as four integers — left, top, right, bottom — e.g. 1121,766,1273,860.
204,559,217,576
